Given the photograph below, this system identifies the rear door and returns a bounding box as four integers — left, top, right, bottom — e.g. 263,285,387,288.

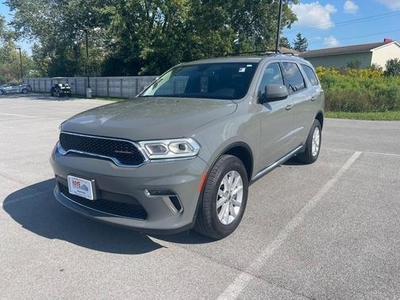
298,63,324,134
280,61,315,147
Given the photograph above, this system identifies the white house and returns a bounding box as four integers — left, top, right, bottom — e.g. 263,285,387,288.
300,40,400,69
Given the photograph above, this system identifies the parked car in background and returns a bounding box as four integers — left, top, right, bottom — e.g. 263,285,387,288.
51,53,325,239
0,83,32,94
50,77,72,97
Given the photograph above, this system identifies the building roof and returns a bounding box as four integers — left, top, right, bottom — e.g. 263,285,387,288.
300,41,395,58
279,46,300,55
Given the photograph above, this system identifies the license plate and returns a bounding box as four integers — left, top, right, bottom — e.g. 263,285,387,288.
67,175,95,200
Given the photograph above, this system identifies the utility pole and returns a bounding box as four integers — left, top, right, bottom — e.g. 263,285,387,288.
275,0,284,53
17,47,23,81
85,29,92,98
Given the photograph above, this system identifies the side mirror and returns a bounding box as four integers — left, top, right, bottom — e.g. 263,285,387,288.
260,84,288,103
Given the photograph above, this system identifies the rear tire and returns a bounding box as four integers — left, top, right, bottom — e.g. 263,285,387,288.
195,155,248,239
296,119,322,164
22,88,28,94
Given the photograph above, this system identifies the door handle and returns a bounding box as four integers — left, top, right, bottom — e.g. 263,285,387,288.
311,96,317,101
286,103,293,110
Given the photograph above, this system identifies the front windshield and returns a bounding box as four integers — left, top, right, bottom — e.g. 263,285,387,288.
141,62,258,100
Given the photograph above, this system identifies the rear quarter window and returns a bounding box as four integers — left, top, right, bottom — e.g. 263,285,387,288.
302,65,319,86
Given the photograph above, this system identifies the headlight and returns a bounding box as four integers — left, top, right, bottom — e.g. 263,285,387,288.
139,138,200,160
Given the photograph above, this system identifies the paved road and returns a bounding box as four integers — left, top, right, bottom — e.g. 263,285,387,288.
1,94,400,299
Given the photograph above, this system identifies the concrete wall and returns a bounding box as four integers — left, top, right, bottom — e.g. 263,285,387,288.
305,52,372,69
25,76,157,98
371,43,400,69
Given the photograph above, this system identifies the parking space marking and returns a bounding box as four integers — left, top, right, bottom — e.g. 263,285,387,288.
0,113,36,118
217,151,362,300
327,147,400,158
362,151,400,158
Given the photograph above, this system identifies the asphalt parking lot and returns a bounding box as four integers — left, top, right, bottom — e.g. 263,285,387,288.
1,94,400,299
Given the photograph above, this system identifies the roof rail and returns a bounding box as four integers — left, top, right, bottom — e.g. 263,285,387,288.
224,49,281,57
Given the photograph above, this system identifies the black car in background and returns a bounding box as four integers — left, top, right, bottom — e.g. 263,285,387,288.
50,77,72,97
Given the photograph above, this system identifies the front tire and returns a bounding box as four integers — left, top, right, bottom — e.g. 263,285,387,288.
296,119,322,164
195,155,248,239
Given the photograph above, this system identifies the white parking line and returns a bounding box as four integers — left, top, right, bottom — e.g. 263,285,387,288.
327,147,400,158
217,151,362,300
0,113,35,118
363,151,400,158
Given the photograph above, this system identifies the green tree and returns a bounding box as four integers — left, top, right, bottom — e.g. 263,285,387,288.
384,58,400,77
279,36,292,49
6,0,109,76
0,16,24,82
292,33,308,52
7,0,299,76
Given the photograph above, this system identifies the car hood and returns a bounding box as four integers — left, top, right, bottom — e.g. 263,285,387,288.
61,97,237,140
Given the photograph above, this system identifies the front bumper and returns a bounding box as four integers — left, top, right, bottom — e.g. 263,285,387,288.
50,146,209,234
59,89,71,95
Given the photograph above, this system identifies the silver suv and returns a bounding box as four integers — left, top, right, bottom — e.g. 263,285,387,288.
50,54,324,239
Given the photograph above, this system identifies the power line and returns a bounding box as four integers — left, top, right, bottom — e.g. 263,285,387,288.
330,29,400,42
292,11,400,32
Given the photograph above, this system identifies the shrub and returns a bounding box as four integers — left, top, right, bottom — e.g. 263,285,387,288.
316,66,400,112
384,58,400,77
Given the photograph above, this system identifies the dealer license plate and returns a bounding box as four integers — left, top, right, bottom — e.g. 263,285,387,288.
67,175,95,200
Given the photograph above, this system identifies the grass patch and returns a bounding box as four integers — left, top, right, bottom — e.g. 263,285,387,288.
326,111,400,120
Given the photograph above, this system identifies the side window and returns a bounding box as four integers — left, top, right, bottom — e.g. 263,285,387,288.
282,62,306,94
302,65,319,86
257,62,284,100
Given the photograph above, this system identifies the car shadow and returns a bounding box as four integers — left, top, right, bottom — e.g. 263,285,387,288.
3,179,165,254
150,230,217,245
283,156,304,166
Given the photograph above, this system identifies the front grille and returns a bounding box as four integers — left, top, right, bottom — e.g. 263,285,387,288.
58,183,148,220
60,132,145,166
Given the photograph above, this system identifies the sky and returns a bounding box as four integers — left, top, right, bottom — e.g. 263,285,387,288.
284,0,400,50
1,0,400,55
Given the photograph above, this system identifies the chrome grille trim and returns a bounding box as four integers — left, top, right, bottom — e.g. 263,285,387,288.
59,131,149,168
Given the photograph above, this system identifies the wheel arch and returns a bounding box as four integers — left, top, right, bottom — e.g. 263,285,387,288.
315,110,324,129
217,142,254,182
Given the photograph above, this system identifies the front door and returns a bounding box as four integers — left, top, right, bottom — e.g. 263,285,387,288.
256,62,297,170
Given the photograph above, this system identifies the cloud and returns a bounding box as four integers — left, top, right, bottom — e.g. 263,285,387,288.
375,0,400,10
344,1,359,14
291,2,337,29
324,36,340,47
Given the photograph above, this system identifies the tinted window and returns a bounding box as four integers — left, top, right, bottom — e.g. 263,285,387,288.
257,62,284,100
282,62,306,94
302,65,319,86
141,63,258,100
